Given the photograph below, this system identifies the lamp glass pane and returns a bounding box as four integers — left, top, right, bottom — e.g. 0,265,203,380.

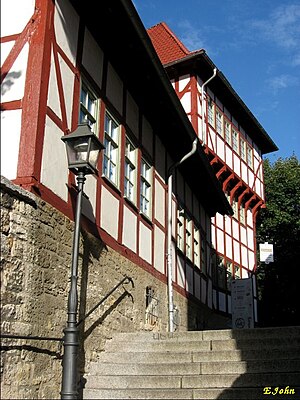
89,139,101,168
67,137,89,164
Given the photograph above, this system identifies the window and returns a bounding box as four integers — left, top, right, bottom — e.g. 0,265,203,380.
217,257,226,289
234,264,241,280
240,202,245,224
207,98,215,127
240,137,246,161
216,109,223,136
200,231,206,274
140,159,152,217
226,261,233,290
247,145,253,168
193,227,200,268
232,129,239,154
103,112,120,185
177,206,185,252
79,81,99,132
185,217,192,260
124,138,137,203
225,121,231,145
232,197,238,220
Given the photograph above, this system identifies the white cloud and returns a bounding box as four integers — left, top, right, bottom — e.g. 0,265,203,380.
251,4,300,66
177,19,207,52
267,74,299,93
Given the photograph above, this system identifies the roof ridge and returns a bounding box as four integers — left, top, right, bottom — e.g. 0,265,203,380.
158,22,190,55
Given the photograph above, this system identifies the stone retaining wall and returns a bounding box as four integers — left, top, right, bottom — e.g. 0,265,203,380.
0,176,227,399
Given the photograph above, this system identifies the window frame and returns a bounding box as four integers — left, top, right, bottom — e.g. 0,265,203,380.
140,158,152,218
103,111,120,187
124,136,137,204
79,79,99,134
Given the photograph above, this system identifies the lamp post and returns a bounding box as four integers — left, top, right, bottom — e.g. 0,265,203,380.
60,124,104,400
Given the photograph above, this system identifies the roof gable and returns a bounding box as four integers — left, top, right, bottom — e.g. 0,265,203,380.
147,22,191,64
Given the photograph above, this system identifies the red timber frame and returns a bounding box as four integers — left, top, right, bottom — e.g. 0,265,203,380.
170,71,265,316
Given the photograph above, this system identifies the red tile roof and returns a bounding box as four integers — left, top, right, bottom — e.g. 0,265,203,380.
147,22,192,64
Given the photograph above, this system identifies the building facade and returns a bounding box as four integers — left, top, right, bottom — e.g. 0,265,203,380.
148,22,277,323
1,0,231,338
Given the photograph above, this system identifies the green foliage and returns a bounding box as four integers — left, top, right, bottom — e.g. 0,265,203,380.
256,156,300,327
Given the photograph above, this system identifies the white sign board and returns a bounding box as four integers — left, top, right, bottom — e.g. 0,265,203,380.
259,242,274,264
231,278,254,329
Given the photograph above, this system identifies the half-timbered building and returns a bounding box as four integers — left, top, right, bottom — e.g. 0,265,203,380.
148,22,278,324
1,0,232,335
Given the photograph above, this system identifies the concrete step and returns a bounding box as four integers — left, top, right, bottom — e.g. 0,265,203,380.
111,326,300,342
98,347,299,363
85,372,300,390
105,336,300,353
83,388,193,399
88,359,300,376
83,386,300,400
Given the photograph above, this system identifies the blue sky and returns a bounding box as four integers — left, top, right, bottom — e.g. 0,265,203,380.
133,0,300,160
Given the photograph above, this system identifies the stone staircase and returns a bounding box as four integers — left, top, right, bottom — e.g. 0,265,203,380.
83,326,300,399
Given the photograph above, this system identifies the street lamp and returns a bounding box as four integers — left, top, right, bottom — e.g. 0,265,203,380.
60,124,104,400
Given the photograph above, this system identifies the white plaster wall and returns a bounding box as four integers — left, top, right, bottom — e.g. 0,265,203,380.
82,175,97,222
59,55,75,130
194,272,201,300
200,277,206,304
181,92,191,114
247,209,253,228
154,225,165,274
126,92,139,138
177,255,185,288
122,205,137,252
178,75,190,91
248,250,255,270
210,130,217,152
139,222,152,264
155,136,165,181
0,109,22,180
241,163,248,184
225,234,232,259
1,41,14,68
232,220,239,240
216,228,224,254
193,195,200,221
241,245,248,268
233,154,240,176
233,240,240,264
1,43,29,103
225,215,232,236
82,28,104,90
1,0,35,37
106,63,123,115
185,184,192,214
216,136,225,161
219,292,226,312
142,117,153,157
100,186,119,239
41,116,69,201
248,228,254,248
186,264,193,294
240,226,247,246
211,224,216,248
154,178,165,226
216,213,224,229
54,0,79,65
248,170,254,189
225,146,233,169
47,50,62,120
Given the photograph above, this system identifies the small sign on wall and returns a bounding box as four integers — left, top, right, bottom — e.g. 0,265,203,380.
259,242,274,264
231,278,254,329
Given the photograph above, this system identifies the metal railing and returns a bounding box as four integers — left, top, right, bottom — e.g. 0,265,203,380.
77,275,134,326
0,275,134,343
